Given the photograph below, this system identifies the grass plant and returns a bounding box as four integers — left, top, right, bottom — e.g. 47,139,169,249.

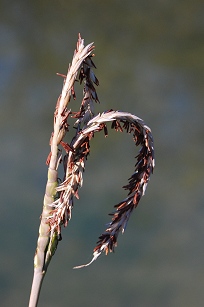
29,34,155,306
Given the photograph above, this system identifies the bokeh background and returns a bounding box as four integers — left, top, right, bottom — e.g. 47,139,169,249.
1,1,204,306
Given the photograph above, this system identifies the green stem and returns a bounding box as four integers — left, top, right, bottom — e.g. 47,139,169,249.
29,168,58,307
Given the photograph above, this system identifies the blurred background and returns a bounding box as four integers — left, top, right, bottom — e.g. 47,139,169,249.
1,0,204,306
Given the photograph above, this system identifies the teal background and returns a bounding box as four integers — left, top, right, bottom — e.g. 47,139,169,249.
1,1,203,306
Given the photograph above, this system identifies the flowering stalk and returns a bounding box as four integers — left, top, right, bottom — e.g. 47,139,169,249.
29,34,155,306
29,34,95,307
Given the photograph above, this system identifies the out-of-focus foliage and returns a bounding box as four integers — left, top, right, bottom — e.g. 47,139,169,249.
0,0,203,306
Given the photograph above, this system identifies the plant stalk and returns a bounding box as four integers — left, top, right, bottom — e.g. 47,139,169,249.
29,35,94,307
